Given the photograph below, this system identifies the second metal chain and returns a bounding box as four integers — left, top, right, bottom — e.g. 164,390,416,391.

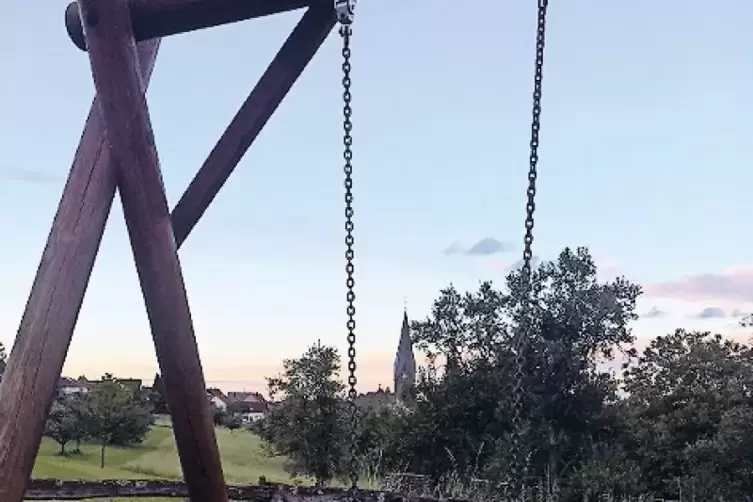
339,12,359,495
510,0,549,493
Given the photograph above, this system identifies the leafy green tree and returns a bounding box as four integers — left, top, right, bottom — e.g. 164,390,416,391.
355,403,412,482
621,330,753,498
44,396,82,455
111,385,153,446
66,394,92,453
149,373,169,414
210,402,227,426
223,414,242,433
259,342,349,484
405,247,640,493
87,374,152,468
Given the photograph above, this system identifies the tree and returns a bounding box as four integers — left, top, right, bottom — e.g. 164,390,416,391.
44,396,82,455
355,403,412,482
404,247,641,494
223,414,242,433
66,393,92,453
87,374,152,468
621,330,753,498
210,401,228,427
259,342,349,484
149,373,169,414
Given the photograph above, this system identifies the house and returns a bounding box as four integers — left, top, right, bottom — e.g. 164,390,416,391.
355,385,395,411
58,376,143,396
117,378,143,394
58,377,91,395
207,388,229,411
226,391,268,422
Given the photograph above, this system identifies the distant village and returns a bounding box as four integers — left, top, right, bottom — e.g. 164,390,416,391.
57,310,418,421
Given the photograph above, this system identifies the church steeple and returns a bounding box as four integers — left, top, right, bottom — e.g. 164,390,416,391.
393,308,416,402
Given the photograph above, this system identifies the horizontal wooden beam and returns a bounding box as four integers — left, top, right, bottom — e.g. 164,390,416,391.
65,0,320,51
25,479,455,501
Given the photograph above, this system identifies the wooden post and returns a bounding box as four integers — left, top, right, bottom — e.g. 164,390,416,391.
0,40,161,502
171,3,335,244
77,0,227,500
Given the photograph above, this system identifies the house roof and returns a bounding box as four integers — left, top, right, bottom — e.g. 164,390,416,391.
227,391,267,403
58,377,90,388
207,389,229,404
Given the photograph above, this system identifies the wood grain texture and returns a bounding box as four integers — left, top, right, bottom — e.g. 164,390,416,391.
171,3,335,245
77,0,227,500
65,0,312,50
0,39,161,502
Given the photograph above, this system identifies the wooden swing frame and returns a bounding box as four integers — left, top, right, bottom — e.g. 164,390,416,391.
0,0,335,500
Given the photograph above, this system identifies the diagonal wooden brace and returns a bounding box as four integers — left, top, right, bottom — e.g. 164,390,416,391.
77,0,227,499
171,2,335,244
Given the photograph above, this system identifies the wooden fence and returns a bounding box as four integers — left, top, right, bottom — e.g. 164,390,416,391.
24,479,460,501
24,478,686,501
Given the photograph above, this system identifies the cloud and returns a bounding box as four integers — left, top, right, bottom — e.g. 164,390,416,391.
442,242,464,256
731,309,750,319
640,306,666,319
694,307,726,319
443,238,512,256
466,238,510,256
0,167,61,185
645,267,753,303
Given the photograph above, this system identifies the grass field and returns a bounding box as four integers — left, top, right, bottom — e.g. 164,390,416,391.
31,416,300,500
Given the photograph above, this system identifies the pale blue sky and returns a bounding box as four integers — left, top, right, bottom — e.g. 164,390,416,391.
1,0,752,391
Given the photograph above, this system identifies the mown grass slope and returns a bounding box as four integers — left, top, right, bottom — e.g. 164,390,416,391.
32,417,297,501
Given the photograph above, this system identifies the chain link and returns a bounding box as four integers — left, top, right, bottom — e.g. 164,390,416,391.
510,0,549,494
339,17,359,495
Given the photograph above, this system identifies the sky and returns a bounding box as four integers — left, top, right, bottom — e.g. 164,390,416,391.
1,0,752,393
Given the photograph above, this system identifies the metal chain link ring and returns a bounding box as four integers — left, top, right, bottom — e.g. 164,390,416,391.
510,0,549,494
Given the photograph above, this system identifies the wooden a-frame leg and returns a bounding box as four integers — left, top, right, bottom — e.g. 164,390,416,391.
0,40,161,502
77,0,227,500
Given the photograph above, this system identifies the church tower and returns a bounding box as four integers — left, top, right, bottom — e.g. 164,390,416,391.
393,309,416,402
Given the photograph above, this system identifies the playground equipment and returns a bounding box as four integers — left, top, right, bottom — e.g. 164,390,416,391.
0,0,549,500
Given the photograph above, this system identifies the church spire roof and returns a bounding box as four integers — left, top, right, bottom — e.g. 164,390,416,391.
394,308,416,393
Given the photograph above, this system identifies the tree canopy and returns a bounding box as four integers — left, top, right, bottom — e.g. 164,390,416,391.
259,342,349,484
254,246,753,501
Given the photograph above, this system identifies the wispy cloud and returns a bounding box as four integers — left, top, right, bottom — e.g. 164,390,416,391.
0,167,62,185
640,306,666,319
442,242,465,256
645,267,753,303
731,309,750,319
693,307,726,319
467,238,510,255
443,237,513,256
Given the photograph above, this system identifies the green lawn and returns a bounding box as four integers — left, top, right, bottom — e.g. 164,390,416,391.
32,417,300,500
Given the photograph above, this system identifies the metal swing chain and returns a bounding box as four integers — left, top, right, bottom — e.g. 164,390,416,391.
335,0,359,495
510,0,549,493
